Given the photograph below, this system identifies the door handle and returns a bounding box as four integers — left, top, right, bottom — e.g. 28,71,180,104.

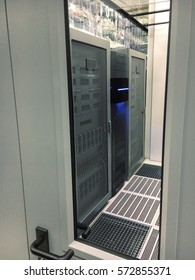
30,227,74,260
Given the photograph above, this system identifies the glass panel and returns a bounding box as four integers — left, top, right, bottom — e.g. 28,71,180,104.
71,40,108,223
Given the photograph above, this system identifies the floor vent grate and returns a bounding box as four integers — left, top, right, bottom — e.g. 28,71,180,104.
86,213,150,258
136,164,162,179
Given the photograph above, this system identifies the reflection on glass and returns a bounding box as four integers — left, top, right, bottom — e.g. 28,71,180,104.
68,0,148,53
71,40,108,224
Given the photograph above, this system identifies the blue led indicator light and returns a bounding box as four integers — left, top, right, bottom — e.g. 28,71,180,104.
117,87,129,92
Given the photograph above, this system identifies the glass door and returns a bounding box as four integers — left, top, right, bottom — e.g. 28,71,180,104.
70,29,111,225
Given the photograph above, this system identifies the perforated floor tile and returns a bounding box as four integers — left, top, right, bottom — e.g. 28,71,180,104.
86,213,150,258
136,164,162,179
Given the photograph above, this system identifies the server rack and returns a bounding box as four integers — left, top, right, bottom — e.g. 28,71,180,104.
110,50,129,195
111,48,146,186
69,28,111,226
127,49,147,178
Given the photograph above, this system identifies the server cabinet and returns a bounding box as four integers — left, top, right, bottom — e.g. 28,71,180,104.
70,28,111,225
128,50,146,177
111,48,146,181
111,50,129,195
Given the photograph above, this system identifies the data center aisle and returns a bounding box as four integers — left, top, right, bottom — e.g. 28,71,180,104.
85,161,161,260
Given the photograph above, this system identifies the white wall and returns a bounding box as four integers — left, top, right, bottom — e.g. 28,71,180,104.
177,2,195,256
147,0,169,162
7,0,74,258
177,3,195,256
161,0,195,259
0,0,29,259
0,0,74,260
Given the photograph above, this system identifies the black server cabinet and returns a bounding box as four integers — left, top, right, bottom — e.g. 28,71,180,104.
111,50,129,196
70,29,111,225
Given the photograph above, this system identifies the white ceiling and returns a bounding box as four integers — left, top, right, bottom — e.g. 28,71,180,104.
111,0,170,10
111,0,170,25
